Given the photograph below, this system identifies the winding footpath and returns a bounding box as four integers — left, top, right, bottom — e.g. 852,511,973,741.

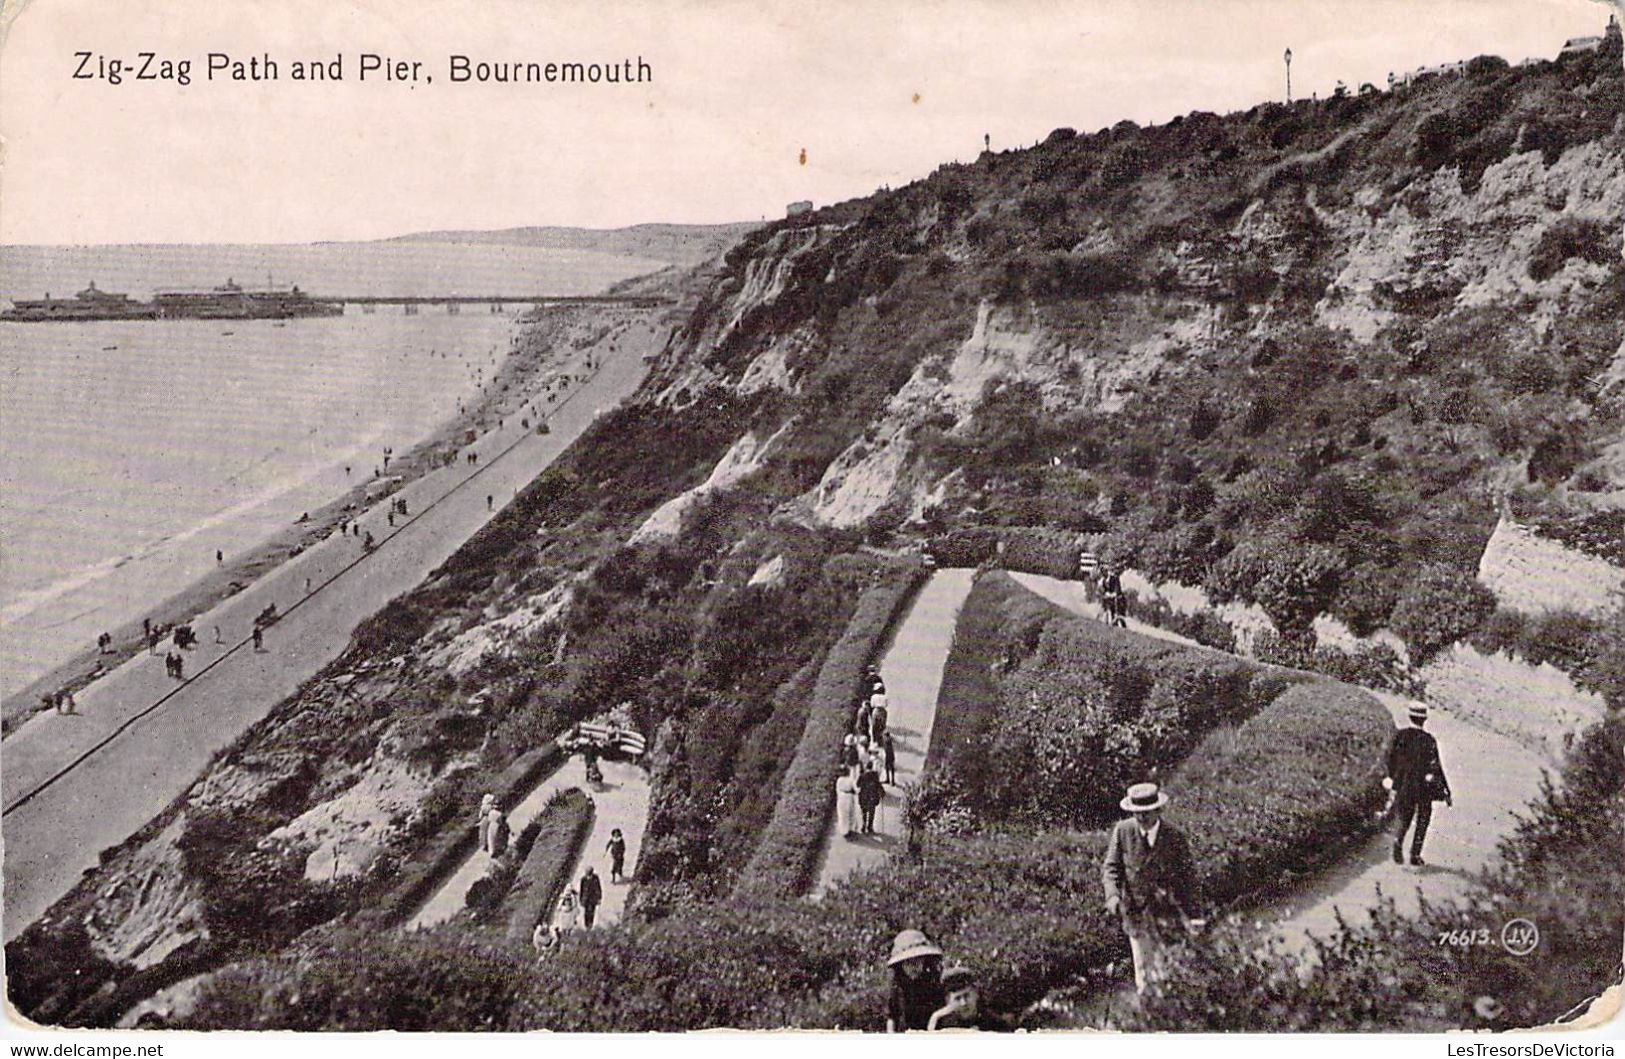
408,758,648,932
2,337,653,942
811,569,974,894
1006,572,1550,955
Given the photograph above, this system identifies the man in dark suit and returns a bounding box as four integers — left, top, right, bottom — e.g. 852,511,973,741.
1384,701,1452,866
1101,782,1203,994
579,866,603,929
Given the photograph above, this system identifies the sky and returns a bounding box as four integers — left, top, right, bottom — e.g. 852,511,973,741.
0,0,1615,244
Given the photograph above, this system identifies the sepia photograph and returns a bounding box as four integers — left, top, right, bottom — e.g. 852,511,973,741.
1,0,1621,1041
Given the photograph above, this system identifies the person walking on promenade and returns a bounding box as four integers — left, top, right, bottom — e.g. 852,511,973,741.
841,733,860,775
1101,782,1203,995
885,930,945,1032
869,696,889,745
858,762,884,835
837,771,859,837
172,652,184,680
1384,702,1452,867
487,494,494,512
607,828,628,882
856,698,873,742
47,691,62,715
59,689,77,715
1100,565,1125,627
148,628,163,655
579,866,603,929
882,732,898,785
252,625,265,652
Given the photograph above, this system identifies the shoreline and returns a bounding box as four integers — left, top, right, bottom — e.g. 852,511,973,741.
1,298,645,737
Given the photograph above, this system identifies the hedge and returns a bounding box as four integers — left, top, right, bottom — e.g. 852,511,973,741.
924,572,1057,786
927,526,1080,579
733,565,927,897
358,742,566,927
926,572,1267,829
503,789,595,944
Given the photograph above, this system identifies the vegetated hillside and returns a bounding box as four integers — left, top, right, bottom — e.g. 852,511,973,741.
384,223,762,267
644,37,1621,635
10,31,1623,1031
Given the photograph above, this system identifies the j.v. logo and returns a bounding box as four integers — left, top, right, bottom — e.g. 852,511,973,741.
1501,917,1539,956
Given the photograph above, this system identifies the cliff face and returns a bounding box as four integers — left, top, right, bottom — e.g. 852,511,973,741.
633,41,1622,569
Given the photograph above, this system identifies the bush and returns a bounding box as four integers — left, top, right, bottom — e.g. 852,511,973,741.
1528,217,1614,281
185,928,535,1031
927,525,1080,578
933,573,1261,828
925,573,1057,793
734,565,926,896
1389,564,1496,661
1252,544,1345,636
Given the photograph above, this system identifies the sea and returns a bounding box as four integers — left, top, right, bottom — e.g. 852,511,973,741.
0,242,661,700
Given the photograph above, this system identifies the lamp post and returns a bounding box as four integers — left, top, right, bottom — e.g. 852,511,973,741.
1284,48,1293,102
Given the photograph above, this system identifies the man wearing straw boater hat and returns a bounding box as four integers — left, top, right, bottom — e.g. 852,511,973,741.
1383,701,1452,867
1101,782,1202,994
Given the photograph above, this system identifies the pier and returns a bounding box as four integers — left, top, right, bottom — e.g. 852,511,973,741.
314,294,671,309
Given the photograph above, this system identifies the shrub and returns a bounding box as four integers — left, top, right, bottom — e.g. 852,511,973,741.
1204,540,1271,604
1528,217,1614,281
1388,564,1496,661
944,576,1260,828
925,573,1057,791
1252,544,1345,636
1329,564,1404,637
734,565,926,896
185,928,535,1031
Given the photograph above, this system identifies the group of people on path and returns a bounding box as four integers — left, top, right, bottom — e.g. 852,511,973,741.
40,687,77,715
837,666,898,838
1076,549,1126,627
531,830,629,960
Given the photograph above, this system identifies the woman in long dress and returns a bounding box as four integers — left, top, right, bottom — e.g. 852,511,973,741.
836,773,859,837
556,887,581,931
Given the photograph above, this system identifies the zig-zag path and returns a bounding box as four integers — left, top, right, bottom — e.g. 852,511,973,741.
811,569,975,894
1007,572,1549,955
409,758,648,932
